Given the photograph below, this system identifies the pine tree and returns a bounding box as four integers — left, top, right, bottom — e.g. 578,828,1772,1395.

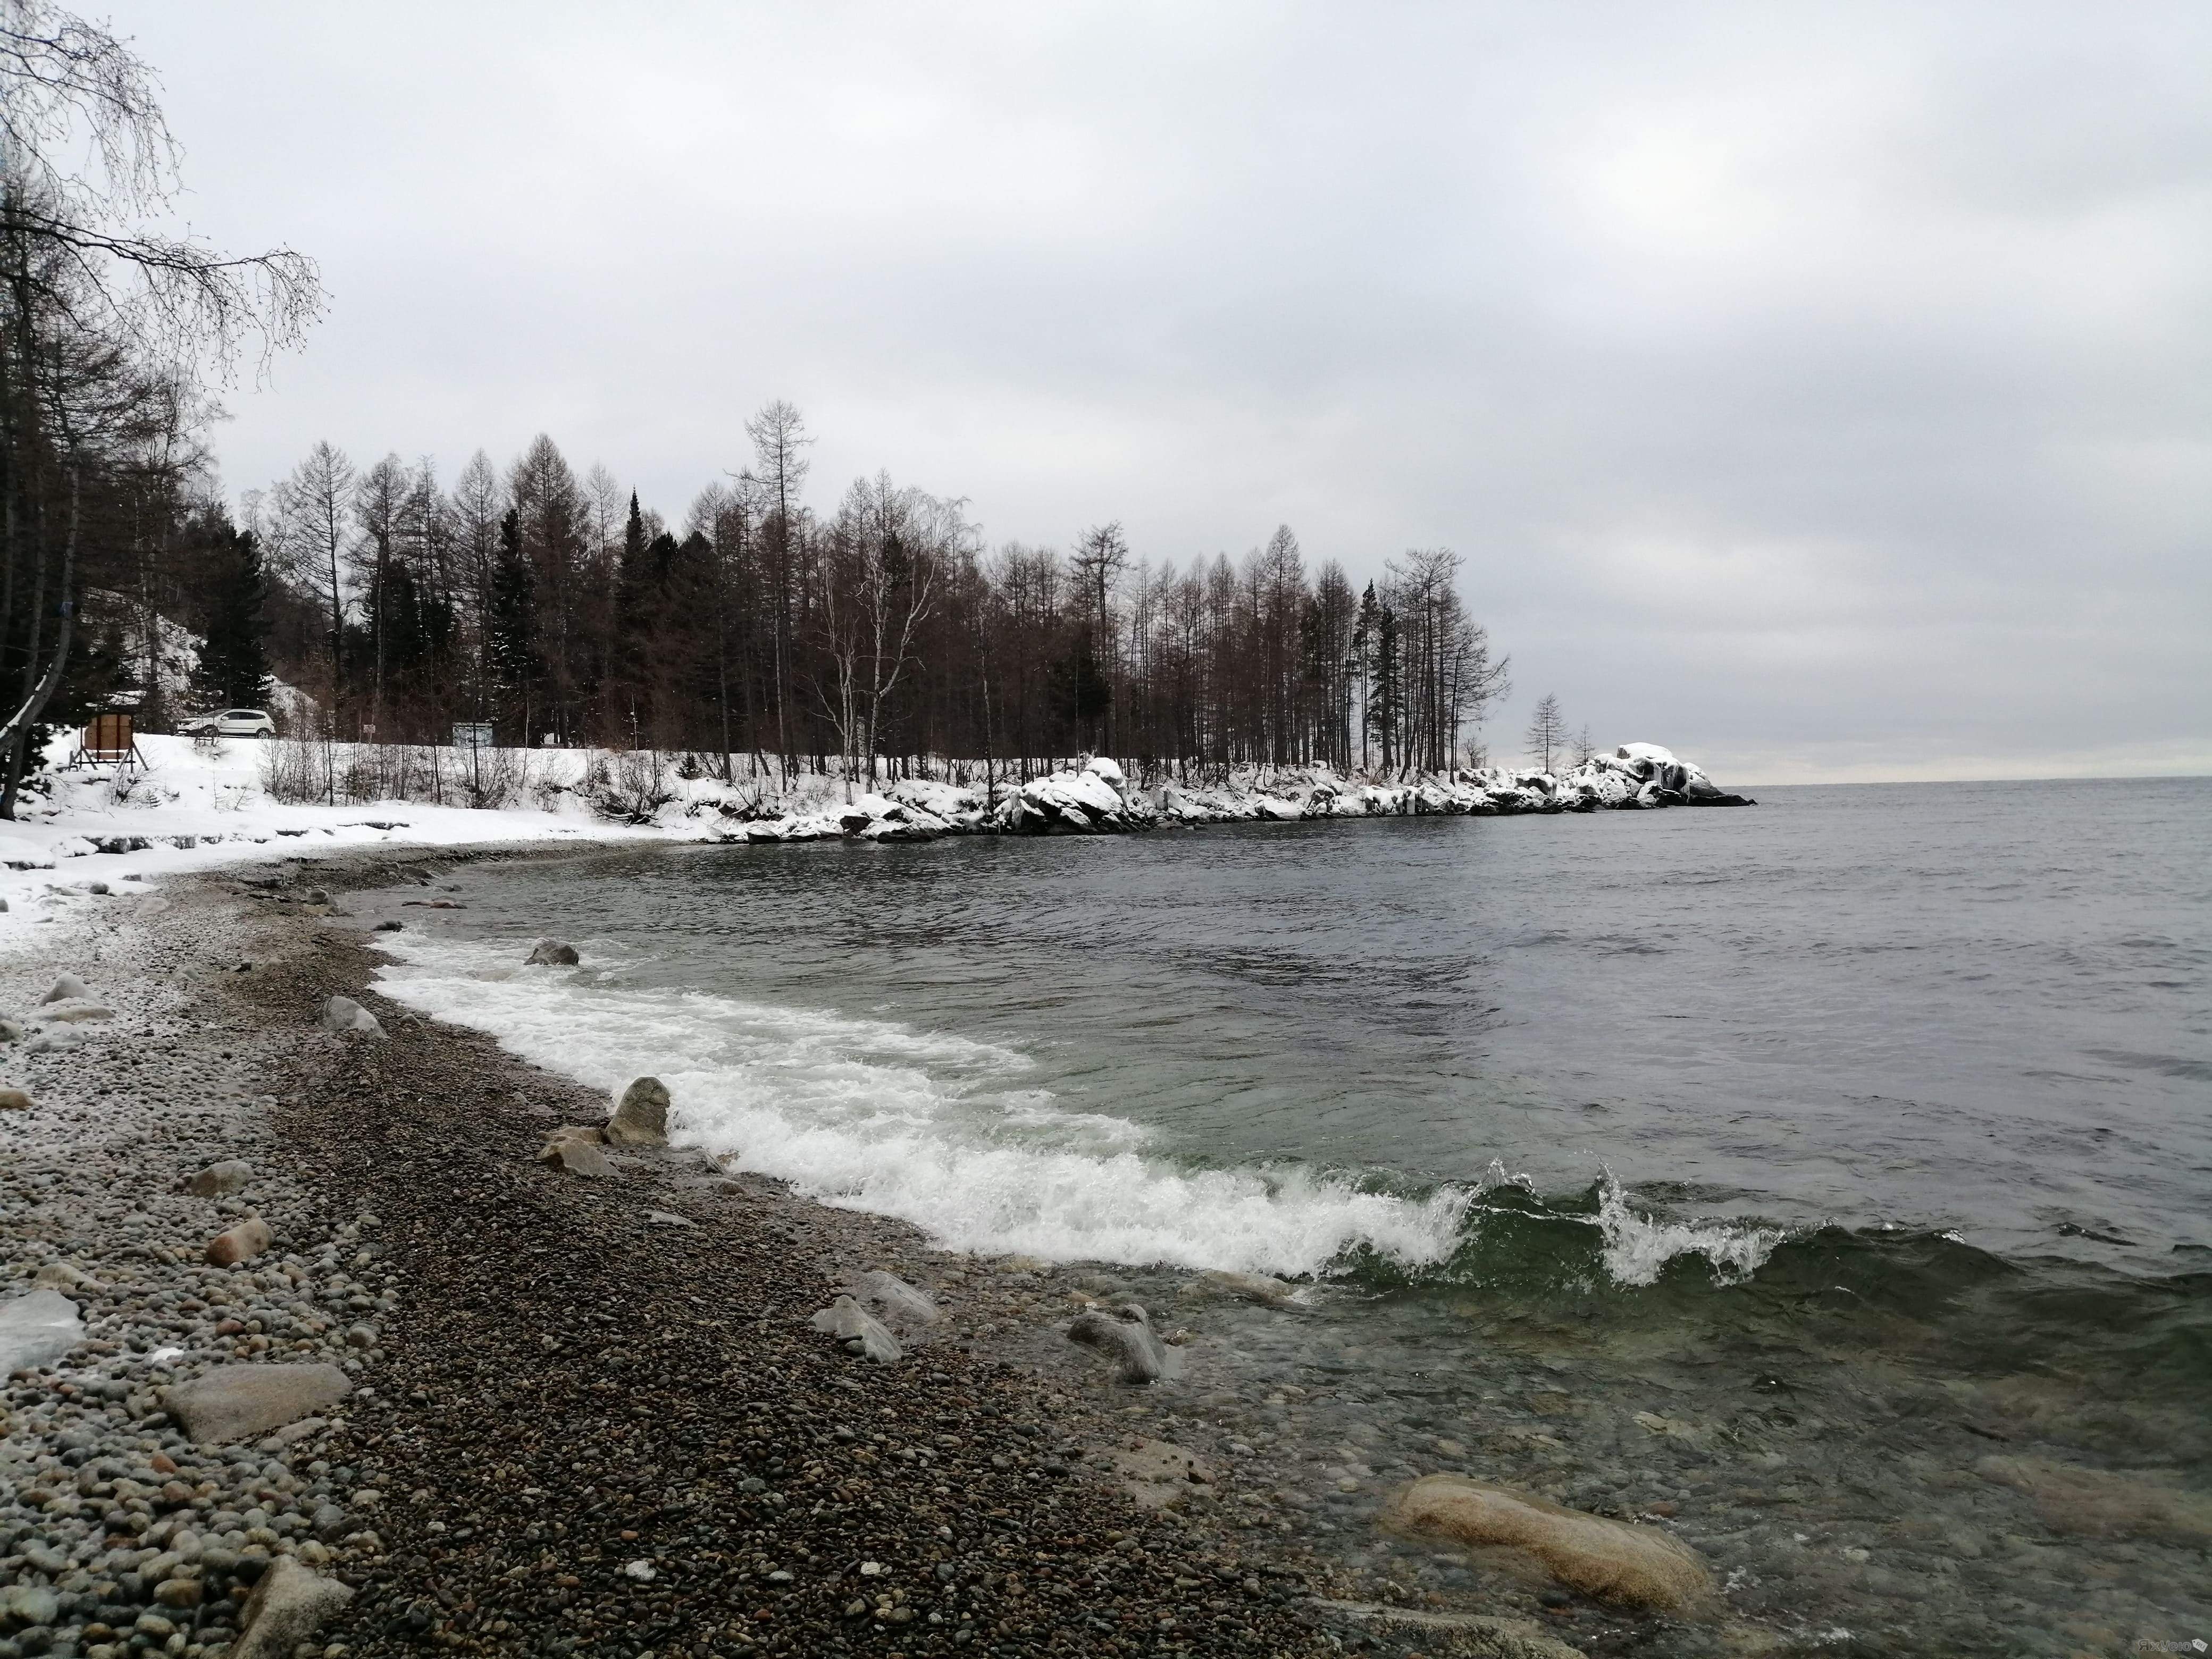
195,527,274,711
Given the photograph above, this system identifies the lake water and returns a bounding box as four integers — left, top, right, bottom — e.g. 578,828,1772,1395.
367,776,2212,1656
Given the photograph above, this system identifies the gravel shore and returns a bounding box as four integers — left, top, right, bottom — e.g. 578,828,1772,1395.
0,853,1581,1659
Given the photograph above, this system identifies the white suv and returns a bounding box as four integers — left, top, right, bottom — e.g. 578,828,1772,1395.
180,708,276,738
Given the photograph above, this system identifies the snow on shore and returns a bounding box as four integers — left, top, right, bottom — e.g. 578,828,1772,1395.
0,732,1748,944
719,744,1752,842
0,734,653,949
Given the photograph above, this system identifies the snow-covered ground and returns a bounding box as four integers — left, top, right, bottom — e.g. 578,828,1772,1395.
0,735,656,949
0,732,1748,948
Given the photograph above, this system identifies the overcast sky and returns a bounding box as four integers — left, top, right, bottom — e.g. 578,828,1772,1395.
109,2,2210,783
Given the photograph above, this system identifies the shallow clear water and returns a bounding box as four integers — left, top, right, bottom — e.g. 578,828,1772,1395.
368,776,2212,1655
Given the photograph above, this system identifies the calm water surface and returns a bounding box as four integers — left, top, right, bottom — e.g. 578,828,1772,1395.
370,776,2212,1657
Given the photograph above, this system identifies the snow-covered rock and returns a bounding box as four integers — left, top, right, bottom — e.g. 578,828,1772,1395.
886,777,986,829
999,765,1136,834
1549,743,1752,807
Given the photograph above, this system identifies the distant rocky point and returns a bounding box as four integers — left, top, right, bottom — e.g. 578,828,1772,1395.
716,744,1753,843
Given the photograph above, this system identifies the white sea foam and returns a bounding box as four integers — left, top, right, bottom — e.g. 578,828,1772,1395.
371,934,1470,1278
1594,1172,1784,1287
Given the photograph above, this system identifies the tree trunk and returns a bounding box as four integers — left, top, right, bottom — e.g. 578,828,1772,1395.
0,463,79,818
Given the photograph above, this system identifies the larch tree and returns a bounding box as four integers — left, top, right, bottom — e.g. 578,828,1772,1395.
744,398,811,778
1525,693,1568,774
270,441,354,723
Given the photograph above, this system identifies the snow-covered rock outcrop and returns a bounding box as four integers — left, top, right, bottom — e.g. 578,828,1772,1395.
957,743,1748,837
995,756,1158,834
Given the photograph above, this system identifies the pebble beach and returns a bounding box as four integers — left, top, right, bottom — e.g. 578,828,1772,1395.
0,849,1599,1659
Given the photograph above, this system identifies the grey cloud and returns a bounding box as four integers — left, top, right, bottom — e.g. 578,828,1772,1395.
116,0,2210,781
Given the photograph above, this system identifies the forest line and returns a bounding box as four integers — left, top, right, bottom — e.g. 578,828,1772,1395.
174,400,1515,785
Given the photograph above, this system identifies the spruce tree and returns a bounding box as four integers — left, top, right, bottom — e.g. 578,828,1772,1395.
195,527,274,710
485,508,538,740
1352,581,1377,770
1367,601,1402,770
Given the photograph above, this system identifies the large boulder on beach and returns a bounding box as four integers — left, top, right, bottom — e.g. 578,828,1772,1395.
605,1076,670,1146
164,1362,353,1444
1382,1474,1713,1611
231,1555,354,1659
527,937,580,966
34,998,113,1025
540,1126,613,1176
321,995,384,1038
812,1294,902,1362
0,1289,83,1376
40,974,90,1004
206,1217,274,1266
1067,1303,1171,1384
856,1270,940,1326
186,1159,253,1196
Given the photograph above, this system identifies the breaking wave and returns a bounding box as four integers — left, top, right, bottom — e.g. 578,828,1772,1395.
1593,1173,1784,1286
370,933,1471,1279
372,935,1794,1292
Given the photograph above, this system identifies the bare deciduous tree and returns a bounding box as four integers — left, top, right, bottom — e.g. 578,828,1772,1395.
1526,692,1568,774
814,472,953,792
269,440,354,721
0,0,319,799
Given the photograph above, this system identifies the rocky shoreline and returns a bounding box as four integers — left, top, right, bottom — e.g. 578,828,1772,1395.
701,747,1753,844
0,853,1601,1659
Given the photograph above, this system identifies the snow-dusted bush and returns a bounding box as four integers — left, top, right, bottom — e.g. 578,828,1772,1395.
259,735,331,804
444,744,526,810
586,750,678,823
